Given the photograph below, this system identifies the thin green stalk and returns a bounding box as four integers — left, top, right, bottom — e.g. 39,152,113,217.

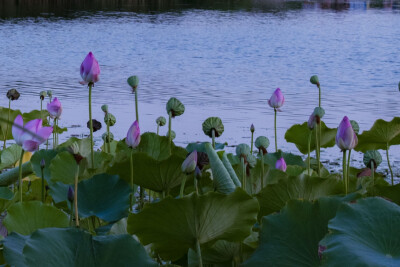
260,150,264,189
69,204,74,227
52,119,55,148
180,175,187,198
343,150,347,195
106,122,111,153
241,157,246,191
88,83,94,168
129,150,134,212
134,91,139,123
318,121,322,171
3,99,11,150
196,239,203,267
250,132,254,154
212,129,216,149
194,174,199,195
307,132,311,176
41,166,45,203
157,124,160,135
274,108,277,152
74,166,79,227
18,149,25,203
168,111,172,147
139,187,144,210
371,161,375,186
347,150,352,192
315,125,320,176
386,143,394,185
318,85,321,108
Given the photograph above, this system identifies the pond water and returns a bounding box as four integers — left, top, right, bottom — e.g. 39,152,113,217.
1,0,400,178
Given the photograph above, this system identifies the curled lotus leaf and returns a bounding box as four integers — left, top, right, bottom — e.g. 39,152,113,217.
350,120,360,134
236,144,250,158
156,116,166,126
363,150,382,168
166,97,185,117
127,75,139,88
104,113,116,126
255,136,269,150
202,117,224,137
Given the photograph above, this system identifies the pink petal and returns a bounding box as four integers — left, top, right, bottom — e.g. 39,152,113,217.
12,115,24,146
22,140,39,152
35,126,53,143
20,119,42,144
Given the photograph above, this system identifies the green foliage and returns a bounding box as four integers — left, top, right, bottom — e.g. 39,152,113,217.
49,151,78,184
263,151,306,168
0,144,22,170
186,142,226,153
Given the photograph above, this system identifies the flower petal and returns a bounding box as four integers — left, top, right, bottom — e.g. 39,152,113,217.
22,140,39,152
12,115,24,146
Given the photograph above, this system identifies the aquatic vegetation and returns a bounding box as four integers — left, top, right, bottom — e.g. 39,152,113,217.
268,88,284,152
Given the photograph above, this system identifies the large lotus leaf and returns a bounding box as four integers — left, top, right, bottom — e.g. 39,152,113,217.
0,187,13,200
243,195,359,267
257,175,343,218
204,143,236,194
186,142,226,153
79,151,113,180
77,173,130,222
321,197,400,266
219,152,241,187
0,144,22,170
367,184,400,205
3,201,69,235
58,137,92,158
355,117,400,152
30,149,58,182
285,121,337,154
49,151,78,184
0,107,21,140
127,188,259,261
264,152,306,168
22,110,49,126
5,228,158,267
137,132,187,160
3,232,28,267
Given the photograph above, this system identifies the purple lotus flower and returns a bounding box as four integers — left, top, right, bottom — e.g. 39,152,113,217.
12,115,53,152
308,113,316,130
276,157,287,172
336,116,358,150
126,120,140,148
47,97,62,119
80,52,100,84
268,88,285,109
181,150,198,174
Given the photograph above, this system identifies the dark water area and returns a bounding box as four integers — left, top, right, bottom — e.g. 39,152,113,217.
1,0,400,179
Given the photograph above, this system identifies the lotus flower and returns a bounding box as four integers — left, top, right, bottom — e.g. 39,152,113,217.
80,52,100,84
126,120,140,148
181,151,198,174
336,116,358,151
275,157,287,172
47,97,62,119
12,115,53,152
268,88,285,109
308,113,316,130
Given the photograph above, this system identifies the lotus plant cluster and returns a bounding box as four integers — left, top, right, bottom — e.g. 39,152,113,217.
0,55,399,267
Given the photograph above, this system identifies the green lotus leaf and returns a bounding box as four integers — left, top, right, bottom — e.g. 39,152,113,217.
127,188,259,261
30,149,58,183
355,117,400,152
79,151,113,180
58,137,92,158
321,197,400,266
0,107,21,140
4,228,157,267
367,183,400,206
202,117,224,137
3,232,28,267
243,195,359,267
137,132,187,160
52,124,68,135
204,143,236,194
257,175,343,218
109,218,128,235
77,173,130,222
3,201,69,235
0,144,22,170
263,151,306,168
166,97,185,117
22,110,49,125
285,121,337,155
0,187,13,200
186,142,226,153
49,151,78,185
220,151,241,187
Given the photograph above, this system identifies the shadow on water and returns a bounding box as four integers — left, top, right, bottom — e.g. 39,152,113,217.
1,0,400,18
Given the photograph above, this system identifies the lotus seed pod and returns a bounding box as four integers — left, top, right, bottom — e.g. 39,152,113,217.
313,107,325,120
87,119,102,132
6,88,20,101
250,124,255,133
47,90,53,98
127,76,139,91
363,150,382,168
255,136,270,150
166,130,176,140
202,117,224,138
166,97,185,117
156,116,166,126
310,75,320,86
350,120,360,134
247,154,257,168
102,132,114,143
39,91,47,100
101,104,108,113
236,143,250,158
104,113,116,126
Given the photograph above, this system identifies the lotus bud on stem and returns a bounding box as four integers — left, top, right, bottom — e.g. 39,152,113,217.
268,88,284,152
181,151,197,198
250,124,255,153
255,136,269,189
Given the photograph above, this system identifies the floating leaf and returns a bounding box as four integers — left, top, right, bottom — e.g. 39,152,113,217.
321,197,400,266
285,121,337,154
127,188,259,261
355,117,400,152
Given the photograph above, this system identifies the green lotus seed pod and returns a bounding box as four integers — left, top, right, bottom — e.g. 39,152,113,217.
101,104,108,113
236,143,250,158
39,91,47,100
127,76,139,90
156,116,166,126
102,132,114,143
166,97,185,117
350,120,359,134
310,75,320,85
104,113,116,126
202,117,224,138
313,107,325,119
6,88,20,101
255,136,270,150
363,150,382,168
247,154,257,168
166,130,176,140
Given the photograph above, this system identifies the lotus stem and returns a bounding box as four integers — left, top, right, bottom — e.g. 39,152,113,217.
157,123,160,135
168,111,172,147
250,132,254,154
318,121,322,171
274,108,277,152
180,175,187,198
88,83,94,168
194,173,199,195
41,165,45,203
212,129,216,149
260,150,264,189
196,239,203,267
318,84,321,108
74,166,79,227
347,149,352,192
135,90,139,123
241,157,246,191
3,99,11,150
18,149,25,203
343,150,347,195
386,143,394,185
129,150,134,212
315,125,320,176
308,132,311,176
69,204,74,227
107,121,111,153
371,161,375,186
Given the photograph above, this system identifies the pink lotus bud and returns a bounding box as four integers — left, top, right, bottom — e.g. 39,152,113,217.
80,52,100,84
12,115,53,152
126,120,140,148
181,150,198,174
308,113,316,130
275,157,287,172
336,116,358,151
268,88,285,109
47,97,62,119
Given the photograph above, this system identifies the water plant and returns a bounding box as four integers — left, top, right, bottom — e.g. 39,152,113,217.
127,75,139,122
155,116,166,135
255,136,269,188
125,120,140,210
363,150,382,185
3,89,20,150
268,88,284,152
47,97,62,148
202,117,224,149
250,124,255,153
180,150,197,197
166,97,185,146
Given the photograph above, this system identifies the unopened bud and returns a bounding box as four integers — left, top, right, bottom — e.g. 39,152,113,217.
127,76,139,92
310,75,320,86
250,124,255,133
67,186,74,203
40,158,46,169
